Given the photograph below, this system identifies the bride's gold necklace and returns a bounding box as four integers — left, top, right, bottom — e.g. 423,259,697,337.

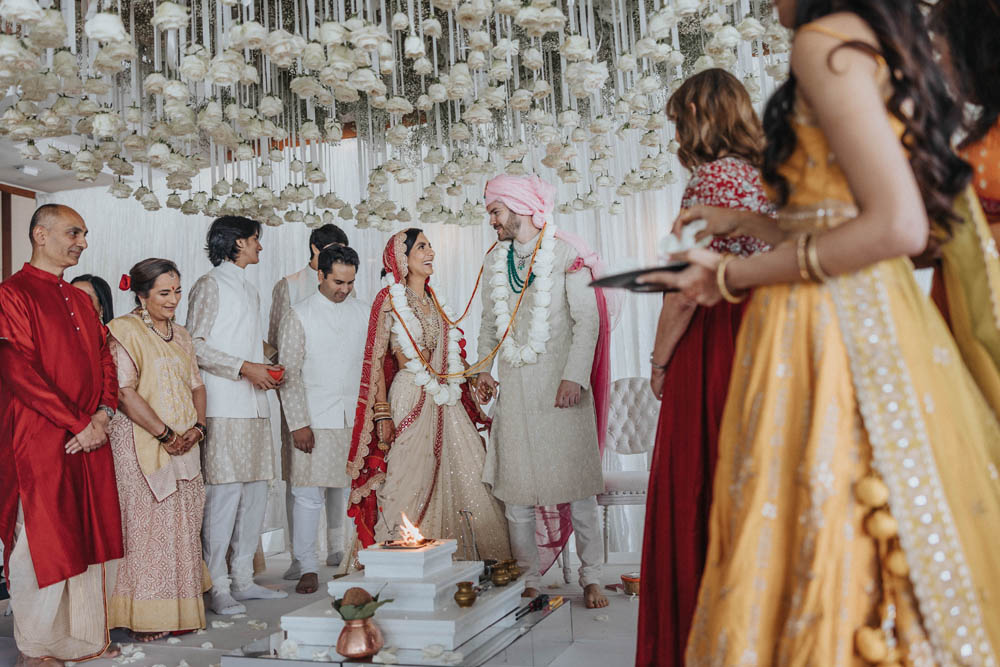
405,287,439,351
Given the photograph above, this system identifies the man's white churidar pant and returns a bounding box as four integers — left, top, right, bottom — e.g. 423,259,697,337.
505,497,603,590
202,480,268,592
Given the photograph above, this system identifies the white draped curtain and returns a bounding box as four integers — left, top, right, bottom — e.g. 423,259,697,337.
39,134,685,554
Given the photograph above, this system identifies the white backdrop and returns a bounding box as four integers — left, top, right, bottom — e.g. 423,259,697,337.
39,135,685,555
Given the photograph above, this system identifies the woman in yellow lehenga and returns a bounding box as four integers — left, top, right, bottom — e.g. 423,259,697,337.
643,1,1000,664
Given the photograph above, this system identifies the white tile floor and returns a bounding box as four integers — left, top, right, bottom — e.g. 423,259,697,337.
0,553,639,667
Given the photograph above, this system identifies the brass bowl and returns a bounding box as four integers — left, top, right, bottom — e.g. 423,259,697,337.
621,572,640,596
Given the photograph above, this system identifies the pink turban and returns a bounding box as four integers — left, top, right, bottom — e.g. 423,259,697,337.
484,174,557,229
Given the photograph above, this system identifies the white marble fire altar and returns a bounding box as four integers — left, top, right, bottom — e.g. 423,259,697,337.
281,538,525,653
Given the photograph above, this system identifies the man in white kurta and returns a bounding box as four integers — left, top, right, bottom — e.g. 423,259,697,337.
476,175,609,609
186,216,288,615
268,223,351,580
277,246,367,594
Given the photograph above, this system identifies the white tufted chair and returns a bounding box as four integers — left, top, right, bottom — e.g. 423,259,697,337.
597,376,659,563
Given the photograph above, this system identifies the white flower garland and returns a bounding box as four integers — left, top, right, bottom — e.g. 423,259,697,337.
490,224,557,367
386,277,464,406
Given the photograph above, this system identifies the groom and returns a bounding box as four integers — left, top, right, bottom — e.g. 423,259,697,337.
476,174,610,609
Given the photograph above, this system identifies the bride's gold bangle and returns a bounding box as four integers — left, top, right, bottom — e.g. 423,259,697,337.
806,233,831,282
716,256,747,304
796,233,813,282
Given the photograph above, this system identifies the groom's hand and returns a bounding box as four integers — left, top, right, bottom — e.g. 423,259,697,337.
554,380,582,408
476,373,498,404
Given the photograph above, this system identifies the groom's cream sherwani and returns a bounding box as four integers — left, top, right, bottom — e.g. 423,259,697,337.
478,236,604,506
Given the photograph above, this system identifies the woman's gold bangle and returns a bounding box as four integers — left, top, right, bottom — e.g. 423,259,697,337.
806,233,831,282
716,256,747,304
796,233,813,282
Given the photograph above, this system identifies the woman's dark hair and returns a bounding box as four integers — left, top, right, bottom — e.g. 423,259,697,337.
205,215,262,266
666,68,764,170
128,258,181,307
70,274,114,324
931,0,1000,146
380,228,423,278
309,223,349,261
318,244,360,276
762,0,971,231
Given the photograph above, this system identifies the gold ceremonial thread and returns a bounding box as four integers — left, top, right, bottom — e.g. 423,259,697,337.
796,233,813,282
717,255,747,304
390,226,548,381
806,233,831,282
428,241,498,327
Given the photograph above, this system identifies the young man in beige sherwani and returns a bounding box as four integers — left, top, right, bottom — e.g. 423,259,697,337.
187,215,288,615
276,245,367,594
476,175,610,609
268,223,351,581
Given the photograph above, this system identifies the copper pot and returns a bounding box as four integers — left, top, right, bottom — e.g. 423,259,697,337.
454,581,477,608
336,618,384,659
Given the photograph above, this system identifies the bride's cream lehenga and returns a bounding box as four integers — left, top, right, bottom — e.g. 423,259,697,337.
374,294,511,562
686,24,1000,666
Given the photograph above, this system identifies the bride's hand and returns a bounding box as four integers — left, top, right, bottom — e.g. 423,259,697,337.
672,205,744,243
639,247,727,306
377,419,396,450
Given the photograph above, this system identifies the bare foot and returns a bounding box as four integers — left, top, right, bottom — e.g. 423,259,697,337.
521,587,540,598
131,631,169,642
584,583,609,609
296,572,319,594
16,654,63,666
100,644,122,659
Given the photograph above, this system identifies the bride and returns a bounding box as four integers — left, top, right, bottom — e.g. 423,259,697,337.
347,229,511,562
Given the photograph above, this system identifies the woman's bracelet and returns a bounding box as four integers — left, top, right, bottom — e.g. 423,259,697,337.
154,425,174,443
194,422,208,441
649,353,669,371
716,256,747,304
796,233,813,282
806,233,831,282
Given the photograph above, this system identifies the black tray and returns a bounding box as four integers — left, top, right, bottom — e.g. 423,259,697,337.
590,262,690,293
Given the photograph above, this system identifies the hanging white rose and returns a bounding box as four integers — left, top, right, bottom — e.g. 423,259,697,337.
765,61,789,80
466,50,486,71
413,56,433,76
162,79,188,101
483,85,507,109
431,0,459,10
560,35,592,62
464,102,491,125
306,167,326,184
290,76,325,99
0,0,43,25
180,48,209,81
207,51,244,86
616,52,637,72
51,49,76,78
539,7,566,33
692,55,715,74
405,35,426,59
456,0,491,30
302,42,326,70
674,0,699,17
349,23,386,52
84,12,128,43
494,0,519,16
715,26,741,50
91,111,123,139
449,123,472,142
488,59,513,82
702,12,724,33
634,38,657,60
377,41,395,74
325,119,343,141
31,9,67,48
348,68,382,95
738,17,765,41
426,82,446,103
565,61,608,98
521,47,543,71
141,192,161,211
385,124,409,146
319,22,348,46
84,76,112,96
258,95,283,117
242,21,268,49
423,18,443,39
151,2,190,31
492,37,518,59
666,48,685,68
334,85,360,103
264,30,306,67
514,6,543,35
385,96,413,115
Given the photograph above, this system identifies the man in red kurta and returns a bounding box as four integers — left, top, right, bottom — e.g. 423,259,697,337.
0,204,123,665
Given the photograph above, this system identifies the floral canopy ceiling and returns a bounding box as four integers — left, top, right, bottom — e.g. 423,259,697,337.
0,0,787,229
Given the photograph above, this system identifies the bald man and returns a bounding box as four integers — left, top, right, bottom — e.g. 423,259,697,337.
0,204,123,665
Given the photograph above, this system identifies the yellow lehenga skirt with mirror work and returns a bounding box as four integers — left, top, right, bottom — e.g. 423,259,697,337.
685,198,1000,665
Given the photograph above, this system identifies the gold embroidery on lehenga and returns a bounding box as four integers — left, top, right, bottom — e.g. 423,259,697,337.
829,263,997,665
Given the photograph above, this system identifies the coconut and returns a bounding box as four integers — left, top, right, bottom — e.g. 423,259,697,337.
341,587,373,606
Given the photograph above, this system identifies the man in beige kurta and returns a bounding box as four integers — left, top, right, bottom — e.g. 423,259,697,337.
187,216,287,615
277,246,367,594
268,223,350,580
476,175,608,609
